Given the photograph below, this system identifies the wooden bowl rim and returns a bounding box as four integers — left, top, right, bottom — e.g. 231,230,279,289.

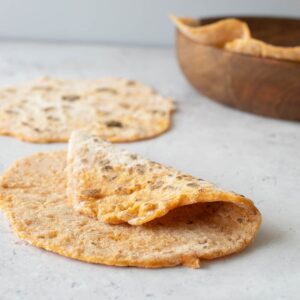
198,15,300,23
177,15,300,67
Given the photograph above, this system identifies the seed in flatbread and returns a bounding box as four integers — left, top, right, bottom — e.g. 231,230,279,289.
46,116,59,121
5,109,17,115
135,164,146,175
43,107,55,112
126,80,136,86
130,154,138,160
187,183,199,188
95,87,118,94
61,94,81,101
150,181,164,190
81,189,102,198
105,120,123,128
102,165,113,172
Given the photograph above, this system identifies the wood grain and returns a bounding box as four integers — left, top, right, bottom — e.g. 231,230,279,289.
176,16,300,121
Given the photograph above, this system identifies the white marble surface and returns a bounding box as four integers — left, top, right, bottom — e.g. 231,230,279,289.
0,41,299,300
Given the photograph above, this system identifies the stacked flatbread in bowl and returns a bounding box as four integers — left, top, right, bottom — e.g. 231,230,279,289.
171,15,300,62
0,77,261,268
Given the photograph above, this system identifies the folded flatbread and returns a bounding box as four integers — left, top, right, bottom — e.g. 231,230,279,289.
0,148,261,268
225,38,300,62
0,77,175,143
67,131,260,229
170,15,251,47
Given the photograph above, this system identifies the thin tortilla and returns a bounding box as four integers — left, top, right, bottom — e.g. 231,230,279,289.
0,77,175,143
0,151,261,268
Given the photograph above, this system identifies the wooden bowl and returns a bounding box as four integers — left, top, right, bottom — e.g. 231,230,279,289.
176,16,300,121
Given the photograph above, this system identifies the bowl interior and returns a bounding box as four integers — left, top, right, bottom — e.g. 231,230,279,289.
200,16,300,46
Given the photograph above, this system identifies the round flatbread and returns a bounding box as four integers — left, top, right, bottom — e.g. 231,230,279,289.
0,77,175,143
0,151,261,268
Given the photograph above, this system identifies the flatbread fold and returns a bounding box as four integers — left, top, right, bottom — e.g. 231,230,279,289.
67,131,259,226
0,77,175,143
0,151,261,268
170,15,251,47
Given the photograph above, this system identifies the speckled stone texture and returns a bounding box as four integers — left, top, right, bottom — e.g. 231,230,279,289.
0,41,299,300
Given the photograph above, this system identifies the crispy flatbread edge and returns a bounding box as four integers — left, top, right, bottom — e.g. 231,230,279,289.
0,200,199,268
0,194,261,268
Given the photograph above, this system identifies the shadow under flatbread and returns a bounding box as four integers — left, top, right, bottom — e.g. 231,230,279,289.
201,221,284,269
243,222,284,253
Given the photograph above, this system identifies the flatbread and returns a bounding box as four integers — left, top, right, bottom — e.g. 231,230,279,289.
0,151,261,268
225,38,300,62
170,16,251,47
67,131,260,226
0,77,175,143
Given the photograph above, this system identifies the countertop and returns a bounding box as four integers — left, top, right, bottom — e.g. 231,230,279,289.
0,41,299,300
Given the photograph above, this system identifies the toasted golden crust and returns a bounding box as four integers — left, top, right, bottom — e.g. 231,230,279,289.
67,131,259,225
225,38,300,62
170,16,251,47
0,152,261,268
0,77,175,143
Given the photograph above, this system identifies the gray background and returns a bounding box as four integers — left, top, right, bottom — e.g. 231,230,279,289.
0,0,299,46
